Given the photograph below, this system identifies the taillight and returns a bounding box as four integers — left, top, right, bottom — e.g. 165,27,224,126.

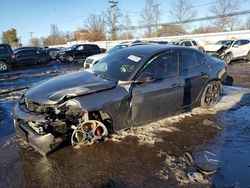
11,54,16,60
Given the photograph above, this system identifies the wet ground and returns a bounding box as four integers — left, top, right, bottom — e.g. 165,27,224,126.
0,60,250,187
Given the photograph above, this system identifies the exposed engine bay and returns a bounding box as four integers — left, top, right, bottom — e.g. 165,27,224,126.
18,96,112,149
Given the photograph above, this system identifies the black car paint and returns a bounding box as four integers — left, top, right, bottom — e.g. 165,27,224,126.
0,44,15,69
13,49,51,66
56,44,101,61
12,45,226,155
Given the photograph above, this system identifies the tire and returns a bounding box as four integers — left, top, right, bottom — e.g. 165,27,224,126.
200,81,221,108
247,51,250,61
0,61,9,72
66,56,74,63
223,53,232,64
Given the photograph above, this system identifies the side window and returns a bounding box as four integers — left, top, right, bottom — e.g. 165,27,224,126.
240,40,249,45
192,40,198,46
233,40,241,46
195,51,206,65
180,50,197,71
184,41,192,47
76,45,84,50
142,52,178,79
84,45,92,51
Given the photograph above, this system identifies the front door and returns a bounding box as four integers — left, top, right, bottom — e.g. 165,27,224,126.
130,51,184,125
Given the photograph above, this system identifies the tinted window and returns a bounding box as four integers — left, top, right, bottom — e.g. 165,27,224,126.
0,46,9,53
183,41,192,47
240,40,249,45
195,51,206,65
91,45,100,51
192,40,198,46
18,50,36,56
180,50,197,70
142,52,178,79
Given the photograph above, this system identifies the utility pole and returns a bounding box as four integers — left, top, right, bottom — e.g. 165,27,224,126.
153,3,160,38
28,32,34,40
108,0,118,40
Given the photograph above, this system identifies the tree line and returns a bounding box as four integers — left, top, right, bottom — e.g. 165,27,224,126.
2,0,250,47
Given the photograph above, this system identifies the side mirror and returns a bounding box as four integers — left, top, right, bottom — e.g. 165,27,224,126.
233,44,239,48
135,72,156,84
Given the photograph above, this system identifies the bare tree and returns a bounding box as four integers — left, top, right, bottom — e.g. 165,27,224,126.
192,25,220,34
246,15,250,29
29,38,40,46
119,13,134,39
157,24,187,37
106,7,122,40
169,0,196,32
140,0,161,37
86,14,106,41
209,0,242,31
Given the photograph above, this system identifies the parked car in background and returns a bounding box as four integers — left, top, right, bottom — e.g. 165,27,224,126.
44,48,60,60
13,46,43,53
170,39,204,51
13,45,226,155
14,48,51,66
0,44,16,72
203,39,250,64
56,44,101,63
84,42,157,69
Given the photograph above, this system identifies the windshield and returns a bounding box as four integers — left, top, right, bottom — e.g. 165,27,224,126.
107,44,128,53
92,51,143,81
216,40,234,47
64,45,77,51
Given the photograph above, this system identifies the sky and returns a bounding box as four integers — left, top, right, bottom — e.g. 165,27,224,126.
0,0,250,45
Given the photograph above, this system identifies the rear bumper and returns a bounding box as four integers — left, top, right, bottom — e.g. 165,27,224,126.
12,104,61,156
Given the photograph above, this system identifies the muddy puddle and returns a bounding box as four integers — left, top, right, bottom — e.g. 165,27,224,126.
0,61,250,187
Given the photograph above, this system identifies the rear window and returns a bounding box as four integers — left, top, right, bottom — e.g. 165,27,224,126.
180,49,197,70
192,41,198,46
0,45,10,53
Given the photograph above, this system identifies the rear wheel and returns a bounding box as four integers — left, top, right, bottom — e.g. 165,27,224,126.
67,56,74,63
247,51,250,61
0,61,9,72
223,53,232,64
200,81,221,108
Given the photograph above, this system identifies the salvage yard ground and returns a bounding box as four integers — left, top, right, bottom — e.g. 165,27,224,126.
0,60,250,187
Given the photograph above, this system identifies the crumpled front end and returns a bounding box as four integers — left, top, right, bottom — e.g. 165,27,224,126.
12,95,87,156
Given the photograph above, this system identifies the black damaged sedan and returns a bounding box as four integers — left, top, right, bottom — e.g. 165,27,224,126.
12,45,227,156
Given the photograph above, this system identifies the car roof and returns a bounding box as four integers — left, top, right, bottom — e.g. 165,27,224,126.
115,44,193,58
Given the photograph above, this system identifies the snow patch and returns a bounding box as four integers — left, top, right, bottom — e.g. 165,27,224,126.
111,86,250,145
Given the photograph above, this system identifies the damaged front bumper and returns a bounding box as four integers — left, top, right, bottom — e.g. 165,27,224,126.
12,104,62,156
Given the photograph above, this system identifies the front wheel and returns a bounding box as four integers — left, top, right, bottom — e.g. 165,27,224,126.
0,61,9,72
223,54,232,64
200,81,221,108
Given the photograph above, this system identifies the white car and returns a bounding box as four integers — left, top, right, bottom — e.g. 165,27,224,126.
204,39,250,64
83,42,157,69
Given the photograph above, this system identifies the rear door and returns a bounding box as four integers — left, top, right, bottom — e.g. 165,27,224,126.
237,40,250,57
231,40,243,58
180,49,210,108
130,51,184,125
15,50,37,65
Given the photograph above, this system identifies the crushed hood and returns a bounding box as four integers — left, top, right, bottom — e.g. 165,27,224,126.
203,44,227,52
25,70,116,105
